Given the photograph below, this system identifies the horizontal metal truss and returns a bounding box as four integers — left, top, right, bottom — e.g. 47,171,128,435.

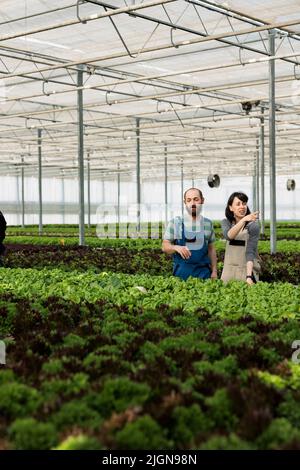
0,0,299,180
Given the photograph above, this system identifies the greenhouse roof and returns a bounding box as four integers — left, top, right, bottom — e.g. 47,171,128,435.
0,0,300,180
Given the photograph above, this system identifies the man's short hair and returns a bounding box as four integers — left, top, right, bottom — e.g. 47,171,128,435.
183,187,204,201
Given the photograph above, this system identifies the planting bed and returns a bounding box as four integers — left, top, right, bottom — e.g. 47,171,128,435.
0,269,300,450
1,224,300,450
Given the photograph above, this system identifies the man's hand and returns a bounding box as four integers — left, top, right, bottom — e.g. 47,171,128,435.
174,245,191,259
210,269,218,280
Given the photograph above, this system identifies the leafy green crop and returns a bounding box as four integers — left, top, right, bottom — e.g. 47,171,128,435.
55,434,103,450
205,388,238,431
170,404,208,446
8,418,58,450
256,418,300,449
199,433,255,450
0,257,300,450
51,399,102,432
0,383,41,418
0,268,298,323
115,415,172,450
85,377,151,418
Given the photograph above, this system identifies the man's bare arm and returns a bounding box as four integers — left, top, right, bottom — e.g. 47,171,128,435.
162,240,191,259
208,243,218,279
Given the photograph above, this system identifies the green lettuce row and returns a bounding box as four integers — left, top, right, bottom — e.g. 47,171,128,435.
1,290,300,450
5,236,300,254
0,267,298,322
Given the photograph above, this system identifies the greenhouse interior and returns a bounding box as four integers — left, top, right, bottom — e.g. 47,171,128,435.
0,0,300,456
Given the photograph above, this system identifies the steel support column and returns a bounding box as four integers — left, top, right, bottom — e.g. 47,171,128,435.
260,107,265,234
136,117,141,233
61,171,65,225
256,135,260,213
87,152,91,229
269,30,277,253
164,144,168,227
21,156,25,228
77,65,85,245
252,169,257,212
117,163,120,233
181,159,184,217
38,128,43,235
15,173,20,225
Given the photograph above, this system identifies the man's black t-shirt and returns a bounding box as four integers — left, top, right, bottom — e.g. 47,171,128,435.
0,211,7,247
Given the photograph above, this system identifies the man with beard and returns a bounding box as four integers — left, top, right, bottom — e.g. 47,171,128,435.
162,188,217,281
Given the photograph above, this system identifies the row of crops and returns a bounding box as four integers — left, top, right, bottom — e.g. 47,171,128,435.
6,221,300,241
0,223,300,450
3,240,300,284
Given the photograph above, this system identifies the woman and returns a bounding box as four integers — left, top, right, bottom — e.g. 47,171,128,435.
221,192,260,284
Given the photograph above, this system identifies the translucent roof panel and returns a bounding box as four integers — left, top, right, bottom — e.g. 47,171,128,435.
0,0,299,179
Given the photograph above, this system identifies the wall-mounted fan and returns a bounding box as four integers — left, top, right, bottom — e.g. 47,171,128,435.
207,174,220,188
287,179,296,191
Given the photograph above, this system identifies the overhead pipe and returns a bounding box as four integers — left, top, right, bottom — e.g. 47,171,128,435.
1,16,300,82
1,94,299,142
0,0,176,44
189,0,300,43
3,53,300,105
80,0,300,67
0,83,297,123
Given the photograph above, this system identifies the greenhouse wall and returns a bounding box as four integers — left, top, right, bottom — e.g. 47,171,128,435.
0,174,298,226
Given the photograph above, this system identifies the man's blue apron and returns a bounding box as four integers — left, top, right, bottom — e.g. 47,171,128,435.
173,221,211,281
